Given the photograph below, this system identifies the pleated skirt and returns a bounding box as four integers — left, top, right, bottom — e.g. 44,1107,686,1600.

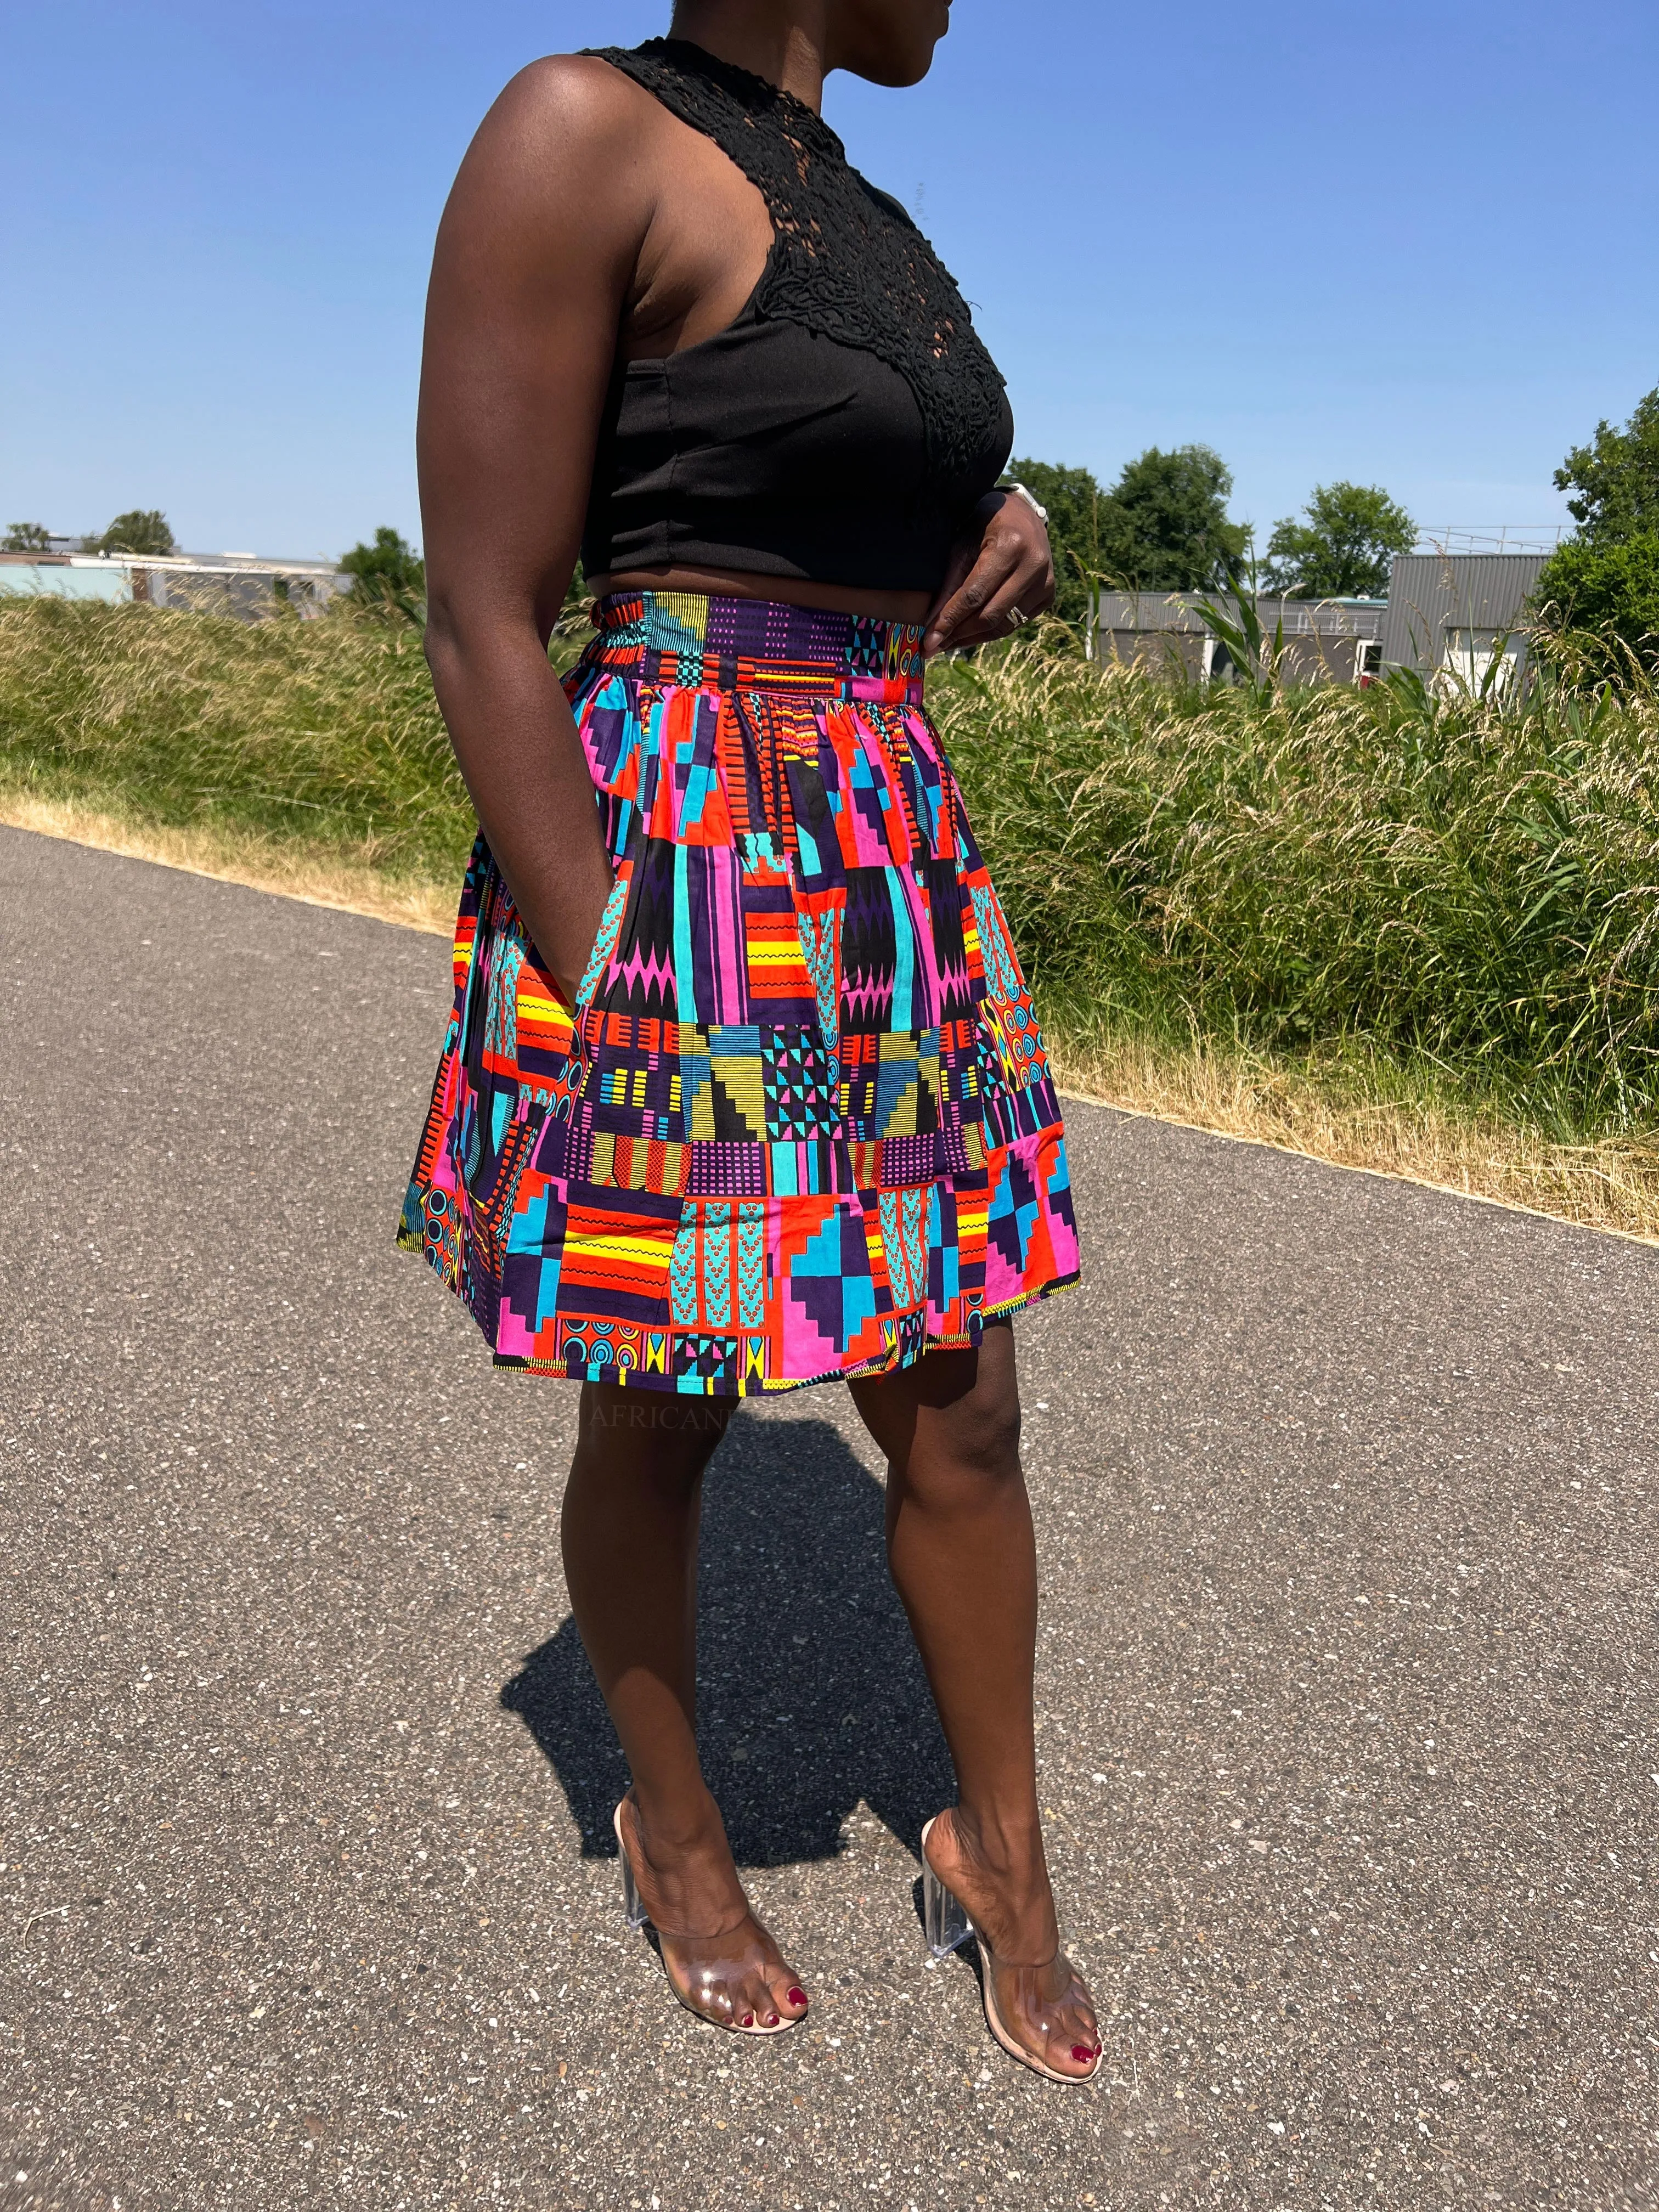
399,590,1080,1395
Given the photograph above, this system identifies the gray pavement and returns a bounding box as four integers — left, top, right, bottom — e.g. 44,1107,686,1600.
1,821,1655,2211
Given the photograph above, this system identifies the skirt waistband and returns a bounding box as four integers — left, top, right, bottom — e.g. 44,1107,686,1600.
584,590,927,703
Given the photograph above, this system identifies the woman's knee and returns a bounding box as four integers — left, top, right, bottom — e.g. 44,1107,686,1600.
869,1327,1024,1494
926,1372,1022,1483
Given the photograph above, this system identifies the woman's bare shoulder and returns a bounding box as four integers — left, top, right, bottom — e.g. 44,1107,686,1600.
476,50,670,163
445,53,668,252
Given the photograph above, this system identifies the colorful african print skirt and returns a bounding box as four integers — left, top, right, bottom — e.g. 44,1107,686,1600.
399,591,1080,1395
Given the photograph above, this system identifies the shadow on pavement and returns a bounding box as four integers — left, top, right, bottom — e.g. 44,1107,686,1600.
499,1412,956,1866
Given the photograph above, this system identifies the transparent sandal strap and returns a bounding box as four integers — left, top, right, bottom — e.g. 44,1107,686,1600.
621,1846,757,1945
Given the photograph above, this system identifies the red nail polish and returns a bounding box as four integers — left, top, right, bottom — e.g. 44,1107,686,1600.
1072,2044,1095,2064
787,1987,808,2007
765,2012,780,2026
741,2012,755,2028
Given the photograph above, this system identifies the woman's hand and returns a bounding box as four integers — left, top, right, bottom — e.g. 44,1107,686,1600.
922,489,1057,657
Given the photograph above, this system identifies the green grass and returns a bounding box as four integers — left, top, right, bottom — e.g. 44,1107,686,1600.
0,594,476,887
931,633,1659,1140
5,593,1658,1182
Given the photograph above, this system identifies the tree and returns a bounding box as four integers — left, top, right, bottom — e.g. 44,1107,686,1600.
995,444,1248,622
1532,532,1659,675
341,526,426,611
1000,458,1108,626
84,510,176,556
338,531,422,601
1263,481,1415,599
1095,444,1249,593
3,522,50,552
1554,387,1659,544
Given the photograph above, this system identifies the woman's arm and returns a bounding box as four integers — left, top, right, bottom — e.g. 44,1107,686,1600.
417,59,650,1000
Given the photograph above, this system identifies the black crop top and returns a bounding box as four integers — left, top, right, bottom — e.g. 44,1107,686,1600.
579,39,1015,594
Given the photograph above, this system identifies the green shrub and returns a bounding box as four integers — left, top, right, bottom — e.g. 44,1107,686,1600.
1554,386,1659,543
1005,445,1250,610
341,526,427,619
1262,481,1415,600
83,509,177,557
1532,532,1659,675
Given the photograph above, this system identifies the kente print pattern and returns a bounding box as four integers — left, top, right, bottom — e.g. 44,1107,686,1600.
399,591,1080,1396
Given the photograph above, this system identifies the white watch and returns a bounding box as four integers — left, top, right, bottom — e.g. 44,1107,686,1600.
1003,481,1049,526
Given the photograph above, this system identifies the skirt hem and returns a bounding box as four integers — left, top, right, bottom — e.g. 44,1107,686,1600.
396,1223,1079,1398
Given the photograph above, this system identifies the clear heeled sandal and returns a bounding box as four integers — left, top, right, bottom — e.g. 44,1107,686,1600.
614,1799,804,2037
921,1814,1102,2084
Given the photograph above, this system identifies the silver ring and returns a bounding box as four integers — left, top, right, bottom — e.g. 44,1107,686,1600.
1006,605,1028,627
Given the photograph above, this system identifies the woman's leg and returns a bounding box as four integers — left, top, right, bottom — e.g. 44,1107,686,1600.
559,1381,808,2029
848,1321,1099,2075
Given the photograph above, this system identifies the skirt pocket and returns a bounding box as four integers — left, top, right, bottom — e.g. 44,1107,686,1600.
472,855,635,1134
460,857,633,1292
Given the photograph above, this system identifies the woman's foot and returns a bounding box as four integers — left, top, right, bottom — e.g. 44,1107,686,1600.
923,1807,1101,2080
617,1791,809,2034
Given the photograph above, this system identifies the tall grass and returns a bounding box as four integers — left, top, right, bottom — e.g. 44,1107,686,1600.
0,595,474,884
5,595,1658,1160
933,635,1659,1138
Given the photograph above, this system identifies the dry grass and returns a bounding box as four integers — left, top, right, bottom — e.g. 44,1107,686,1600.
1051,1031,1659,1244
0,594,475,884
0,790,455,936
934,631,1659,1137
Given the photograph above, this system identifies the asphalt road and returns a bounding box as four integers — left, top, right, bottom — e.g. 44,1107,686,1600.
2,823,1655,2212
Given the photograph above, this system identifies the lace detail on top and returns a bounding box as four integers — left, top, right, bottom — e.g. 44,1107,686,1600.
583,37,1008,494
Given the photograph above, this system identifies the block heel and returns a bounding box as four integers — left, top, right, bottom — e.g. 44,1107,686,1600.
921,1832,973,1958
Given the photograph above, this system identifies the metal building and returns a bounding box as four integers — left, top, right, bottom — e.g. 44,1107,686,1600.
1091,591,1385,684
0,550,347,619
1377,552,1550,687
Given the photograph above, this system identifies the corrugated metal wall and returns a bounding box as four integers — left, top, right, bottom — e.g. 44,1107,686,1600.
1378,554,1550,672
1094,592,1384,639
1091,592,1385,682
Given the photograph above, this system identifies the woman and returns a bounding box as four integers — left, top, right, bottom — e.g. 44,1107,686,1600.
401,0,1098,2082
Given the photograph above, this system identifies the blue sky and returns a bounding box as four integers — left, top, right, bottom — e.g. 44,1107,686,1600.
4,1,1655,560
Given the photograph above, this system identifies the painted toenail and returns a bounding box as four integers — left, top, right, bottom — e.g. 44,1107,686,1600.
787,1987,808,2007
765,2011,780,2025
741,2012,755,2027
1072,2044,1094,2064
